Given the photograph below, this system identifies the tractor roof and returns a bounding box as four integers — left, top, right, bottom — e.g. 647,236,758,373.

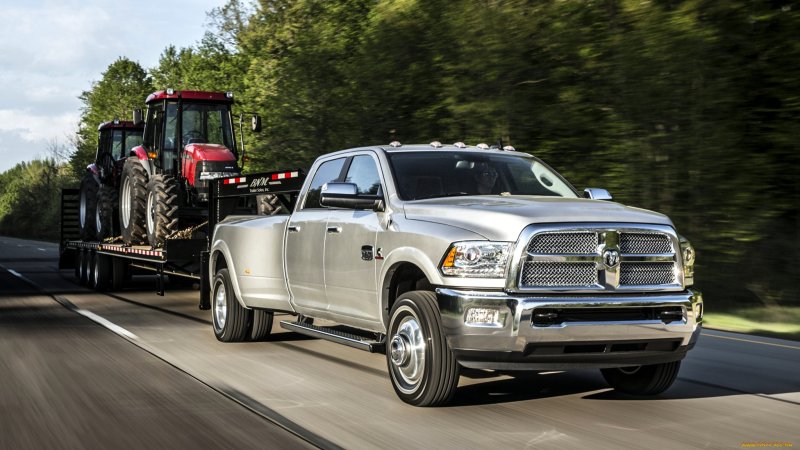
145,90,234,104
97,120,143,132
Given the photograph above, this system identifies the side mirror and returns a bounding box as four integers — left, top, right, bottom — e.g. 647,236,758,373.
251,115,262,132
133,109,143,126
584,188,613,200
321,182,384,211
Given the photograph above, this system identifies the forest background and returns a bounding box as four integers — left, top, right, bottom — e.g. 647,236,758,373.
0,0,797,320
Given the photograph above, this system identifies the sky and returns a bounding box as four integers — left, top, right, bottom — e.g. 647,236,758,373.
0,0,229,172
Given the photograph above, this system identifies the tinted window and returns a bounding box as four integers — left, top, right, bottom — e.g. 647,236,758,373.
111,130,124,160
304,158,345,209
345,155,382,195
387,152,577,200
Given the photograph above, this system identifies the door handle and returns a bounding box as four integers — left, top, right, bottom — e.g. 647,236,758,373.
288,226,301,233
326,226,342,234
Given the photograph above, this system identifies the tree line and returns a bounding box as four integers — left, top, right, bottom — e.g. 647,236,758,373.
1,0,797,307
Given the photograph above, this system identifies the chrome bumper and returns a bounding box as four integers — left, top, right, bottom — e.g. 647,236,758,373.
436,288,703,370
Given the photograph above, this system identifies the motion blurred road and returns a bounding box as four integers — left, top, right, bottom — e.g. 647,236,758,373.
1,236,797,449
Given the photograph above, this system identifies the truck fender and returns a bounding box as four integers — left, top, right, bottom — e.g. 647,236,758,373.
209,239,250,310
378,246,445,326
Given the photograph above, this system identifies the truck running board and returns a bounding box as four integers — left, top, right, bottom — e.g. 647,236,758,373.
279,320,385,353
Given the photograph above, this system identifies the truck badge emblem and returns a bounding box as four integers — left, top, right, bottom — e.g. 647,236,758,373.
361,245,374,261
603,249,620,268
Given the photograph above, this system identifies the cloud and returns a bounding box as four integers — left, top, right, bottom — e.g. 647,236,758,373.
0,109,77,143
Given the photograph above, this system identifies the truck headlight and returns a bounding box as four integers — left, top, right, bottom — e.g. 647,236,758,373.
440,241,511,278
679,237,695,287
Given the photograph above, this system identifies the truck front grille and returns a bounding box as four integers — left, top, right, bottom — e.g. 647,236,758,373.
619,262,676,285
521,262,598,287
515,225,682,292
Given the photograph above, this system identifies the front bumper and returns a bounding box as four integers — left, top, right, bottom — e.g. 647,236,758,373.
436,288,703,370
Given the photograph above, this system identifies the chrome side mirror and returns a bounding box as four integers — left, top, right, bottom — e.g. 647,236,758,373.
584,188,613,200
321,182,384,211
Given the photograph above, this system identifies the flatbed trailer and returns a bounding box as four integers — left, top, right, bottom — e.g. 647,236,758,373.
58,169,306,304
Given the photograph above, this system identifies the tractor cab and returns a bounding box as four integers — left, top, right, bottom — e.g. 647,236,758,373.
94,120,144,185
139,90,240,204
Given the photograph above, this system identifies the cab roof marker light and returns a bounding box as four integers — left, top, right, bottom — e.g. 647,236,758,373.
389,141,402,147
113,118,120,125
502,145,516,151
453,142,467,148
430,141,443,148
166,88,175,95
226,91,234,98
476,143,489,150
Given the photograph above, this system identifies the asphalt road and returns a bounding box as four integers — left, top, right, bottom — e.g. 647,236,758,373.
0,235,798,449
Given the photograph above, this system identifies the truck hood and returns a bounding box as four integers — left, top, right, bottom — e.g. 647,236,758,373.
183,143,237,162
402,196,673,241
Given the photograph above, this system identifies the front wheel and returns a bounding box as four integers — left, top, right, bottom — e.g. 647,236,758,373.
79,172,98,240
387,290,460,406
96,185,118,240
601,361,681,396
119,159,148,245
145,174,179,248
212,268,252,342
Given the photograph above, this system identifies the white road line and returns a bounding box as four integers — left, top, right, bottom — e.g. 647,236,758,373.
76,310,139,340
701,332,800,350
37,248,46,251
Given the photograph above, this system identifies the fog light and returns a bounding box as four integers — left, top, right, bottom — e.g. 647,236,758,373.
465,308,503,327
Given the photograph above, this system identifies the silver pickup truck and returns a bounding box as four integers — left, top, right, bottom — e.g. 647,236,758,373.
209,142,702,406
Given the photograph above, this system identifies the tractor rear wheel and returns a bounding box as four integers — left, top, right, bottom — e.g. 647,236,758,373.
96,185,118,240
79,172,98,240
146,174,180,248
119,159,148,245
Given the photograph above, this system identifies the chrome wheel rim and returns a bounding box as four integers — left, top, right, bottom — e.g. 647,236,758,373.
389,308,425,393
95,203,103,235
146,190,155,236
121,177,131,227
79,190,87,228
92,255,99,285
214,283,227,329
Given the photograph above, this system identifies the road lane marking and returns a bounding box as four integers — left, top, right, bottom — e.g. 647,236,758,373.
75,310,139,340
701,332,800,350
37,248,46,251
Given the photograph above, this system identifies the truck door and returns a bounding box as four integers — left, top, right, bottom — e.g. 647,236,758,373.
324,154,384,322
285,157,346,313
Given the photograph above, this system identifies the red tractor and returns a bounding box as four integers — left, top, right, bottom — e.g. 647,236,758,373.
79,119,145,240
119,89,260,247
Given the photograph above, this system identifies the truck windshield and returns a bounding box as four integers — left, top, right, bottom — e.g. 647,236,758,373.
387,151,578,200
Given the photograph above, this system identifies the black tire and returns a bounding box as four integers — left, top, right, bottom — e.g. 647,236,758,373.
74,251,81,280
92,253,111,291
119,159,148,245
96,185,118,240
212,268,252,342
258,194,282,215
145,174,180,248
111,257,127,291
601,361,681,396
387,290,460,406
79,250,90,286
249,310,274,341
79,172,99,240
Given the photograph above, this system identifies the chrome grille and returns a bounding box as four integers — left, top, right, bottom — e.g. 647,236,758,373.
527,232,598,254
620,233,671,254
620,262,676,285
521,262,597,287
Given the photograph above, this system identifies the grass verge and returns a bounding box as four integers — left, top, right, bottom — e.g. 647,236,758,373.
703,306,800,341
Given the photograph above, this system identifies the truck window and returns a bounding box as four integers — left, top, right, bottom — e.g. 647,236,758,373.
345,155,382,195
111,130,124,160
303,157,346,209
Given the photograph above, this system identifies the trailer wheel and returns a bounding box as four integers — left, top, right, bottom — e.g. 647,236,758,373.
387,290,460,406
79,172,99,240
96,185,118,240
249,310,274,341
79,250,90,286
146,174,180,248
119,159,148,245
601,361,681,396
212,268,251,342
92,253,111,291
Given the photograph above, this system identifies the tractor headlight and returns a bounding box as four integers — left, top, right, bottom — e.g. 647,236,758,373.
440,241,511,278
679,236,695,287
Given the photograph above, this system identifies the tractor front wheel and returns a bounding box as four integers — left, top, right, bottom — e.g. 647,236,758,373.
145,174,180,248
119,159,148,245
